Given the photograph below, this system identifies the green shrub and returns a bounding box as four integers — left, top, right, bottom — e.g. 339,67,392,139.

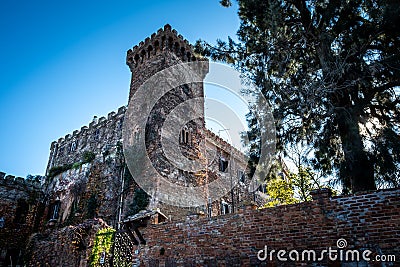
126,188,150,216
72,162,82,169
82,151,96,164
47,164,73,178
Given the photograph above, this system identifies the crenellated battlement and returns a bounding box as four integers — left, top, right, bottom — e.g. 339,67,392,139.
0,171,42,190
54,106,126,146
126,24,205,71
46,106,127,174
205,129,244,158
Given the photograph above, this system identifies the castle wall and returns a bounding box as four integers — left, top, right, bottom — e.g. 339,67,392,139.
0,172,43,267
41,24,257,228
46,106,126,175
42,106,253,229
25,219,108,267
135,188,400,266
43,145,130,229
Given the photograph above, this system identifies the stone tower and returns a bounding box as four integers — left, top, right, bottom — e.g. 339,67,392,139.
126,24,206,101
125,24,210,217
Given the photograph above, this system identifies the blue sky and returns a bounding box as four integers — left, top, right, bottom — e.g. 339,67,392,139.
0,0,242,177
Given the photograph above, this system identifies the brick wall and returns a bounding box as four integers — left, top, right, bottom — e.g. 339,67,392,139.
135,188,400,266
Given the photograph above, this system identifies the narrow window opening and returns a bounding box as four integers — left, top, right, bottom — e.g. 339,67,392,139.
70,141,77,152
49,201,61,220
14,199,29,224
180,128,190,144
238,170,245,184
221,202,231,215
219,157,229,172
94,129,100,141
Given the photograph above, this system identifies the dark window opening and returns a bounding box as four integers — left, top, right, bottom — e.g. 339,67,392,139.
94,129,100,141
14,199,29,224
49,201,61,221
69,141,77,152
221,202,230,215
258,184,267,194
5,249,23,267
219,158,229,172
180,128,190,144
238,170,245,183
117,118,124,130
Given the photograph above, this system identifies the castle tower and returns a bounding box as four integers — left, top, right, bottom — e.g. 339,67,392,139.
125,25,210,217
126,24,207,101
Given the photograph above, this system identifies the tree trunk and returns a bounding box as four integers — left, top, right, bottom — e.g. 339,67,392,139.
336,108,376,192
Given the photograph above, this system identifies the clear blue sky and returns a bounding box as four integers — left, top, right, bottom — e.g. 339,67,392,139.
0,0,241,177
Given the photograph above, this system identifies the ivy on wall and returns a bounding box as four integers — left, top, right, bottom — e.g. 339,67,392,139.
47,150,96,178
89,227,115,267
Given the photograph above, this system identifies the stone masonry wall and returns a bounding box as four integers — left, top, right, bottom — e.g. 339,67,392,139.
0,172,43,267
25,219,108,267
135,188,400,266
46,106,126,175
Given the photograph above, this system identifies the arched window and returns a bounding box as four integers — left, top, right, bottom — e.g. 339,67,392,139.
140,50,146,63
168,37,173,50
180,127,190,144
221,201,231,215
174,42,180,54
70,141,77,152
134,54,140,67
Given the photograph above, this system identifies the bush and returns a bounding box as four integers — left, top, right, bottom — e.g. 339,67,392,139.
126,188,150,216
72,162,82,169
48,164,73,178
82,151,96,164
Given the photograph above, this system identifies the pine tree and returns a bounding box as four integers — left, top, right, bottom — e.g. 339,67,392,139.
196,0,400,192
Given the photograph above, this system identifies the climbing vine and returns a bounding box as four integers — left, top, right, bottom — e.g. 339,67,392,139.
89,227,115,267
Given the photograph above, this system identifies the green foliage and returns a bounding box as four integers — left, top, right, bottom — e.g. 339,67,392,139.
289,167,320,202
72,162,82,169
263,176,297,207
219,0,232,7
47,151,95,178
89,227,115,267
126,188,150,216
200,0,400,192
47,164,73,178
82,151,96,164
26,174,44,183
